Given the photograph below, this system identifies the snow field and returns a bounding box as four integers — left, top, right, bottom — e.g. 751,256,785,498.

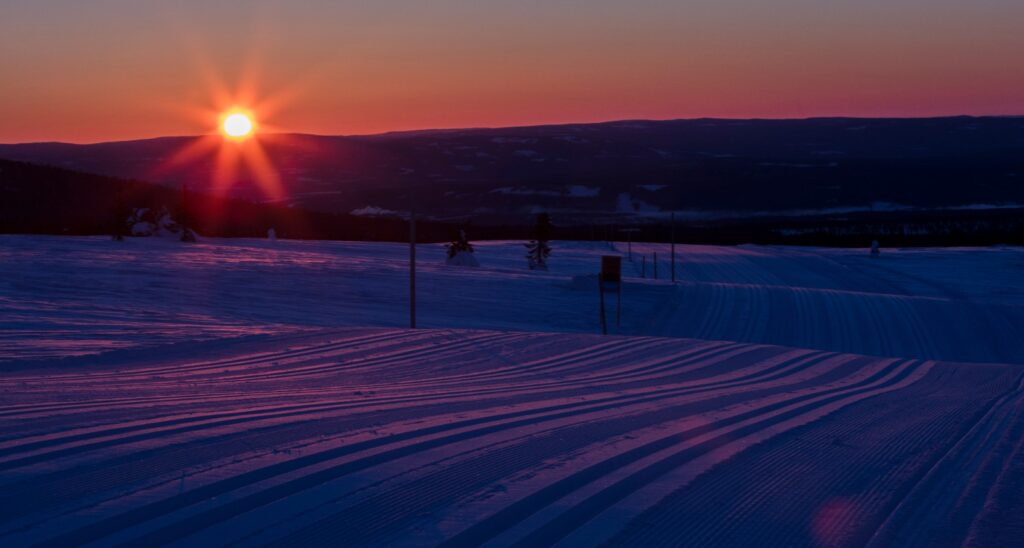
1,235,1022,545
2,236,1022,364
0,328,1020,545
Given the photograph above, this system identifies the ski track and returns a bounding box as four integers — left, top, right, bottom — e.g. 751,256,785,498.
2,237,1023,546
0,327,1020,546
3,237,1023,364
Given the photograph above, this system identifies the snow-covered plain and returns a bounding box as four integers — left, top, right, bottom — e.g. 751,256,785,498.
2,236,1022,364
1,236,1023,546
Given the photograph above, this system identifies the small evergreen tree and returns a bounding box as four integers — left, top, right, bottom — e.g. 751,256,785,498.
445,227,474,259
445,226,479,266
525,213,552,270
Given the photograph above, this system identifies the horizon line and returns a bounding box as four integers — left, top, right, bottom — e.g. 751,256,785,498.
3,113,1023,147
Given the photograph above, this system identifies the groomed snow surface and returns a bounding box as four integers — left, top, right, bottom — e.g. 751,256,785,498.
1,236,1023,546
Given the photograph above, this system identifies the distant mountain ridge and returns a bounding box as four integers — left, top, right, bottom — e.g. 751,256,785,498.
2,116,1022,225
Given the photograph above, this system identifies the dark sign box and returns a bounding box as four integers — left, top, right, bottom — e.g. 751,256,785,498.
601,255,622,282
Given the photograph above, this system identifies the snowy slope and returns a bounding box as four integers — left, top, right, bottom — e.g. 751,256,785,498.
0,328,1021,546
2,236,1024,545
2,236,1022,364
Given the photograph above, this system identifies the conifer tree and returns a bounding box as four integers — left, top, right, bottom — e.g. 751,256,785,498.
525,213,552,270
445,226,479,266
445,227,474,259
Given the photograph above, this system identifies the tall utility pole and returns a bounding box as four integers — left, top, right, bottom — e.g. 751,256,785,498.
409,208,417,329
670,212,676,283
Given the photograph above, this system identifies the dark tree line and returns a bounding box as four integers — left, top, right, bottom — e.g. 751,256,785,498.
3,159,1022,247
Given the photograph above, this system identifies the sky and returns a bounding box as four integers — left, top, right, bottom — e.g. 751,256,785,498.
2,0,1023,143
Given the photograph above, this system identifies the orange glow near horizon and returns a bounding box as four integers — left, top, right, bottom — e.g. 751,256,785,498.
1,2,1023,144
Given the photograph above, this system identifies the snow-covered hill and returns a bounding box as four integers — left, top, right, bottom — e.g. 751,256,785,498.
2,117,1022,223
1,236,1022,546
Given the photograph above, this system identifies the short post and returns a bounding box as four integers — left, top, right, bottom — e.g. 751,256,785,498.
618,228,640,261
670,212,676,283
616,278,622,327
409,208,417,329
598,273,607,335
653,252,658,279
641,255,646,278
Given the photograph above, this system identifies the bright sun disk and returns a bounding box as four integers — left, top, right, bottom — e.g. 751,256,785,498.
223,113,254,138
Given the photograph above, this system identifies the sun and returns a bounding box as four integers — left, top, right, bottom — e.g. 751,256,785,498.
221,112,254,139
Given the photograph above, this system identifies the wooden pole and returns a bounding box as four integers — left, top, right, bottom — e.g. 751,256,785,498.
409,208,417,329
616,279,622,328
670,212,676,283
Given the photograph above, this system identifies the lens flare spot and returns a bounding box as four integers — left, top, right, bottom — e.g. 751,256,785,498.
222,113,254,138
